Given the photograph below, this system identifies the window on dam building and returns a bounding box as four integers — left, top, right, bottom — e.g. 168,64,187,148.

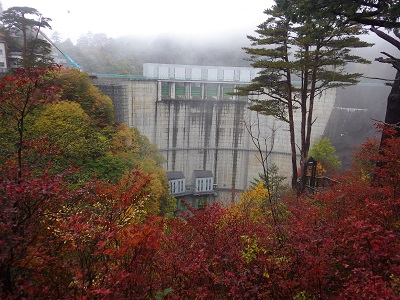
160,82,246,101
167,171,186,195
161,82,169,98
193,170,214,194
191,83,202,99
175,82,185,99
222,84,235,100
223,69,234,81
207,68,218,81
169,179,185,194
196,178,213,193
206,83,218,100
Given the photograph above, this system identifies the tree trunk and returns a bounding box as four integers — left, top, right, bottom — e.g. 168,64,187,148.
380,69,400,143
299,61,318,194
288,99,298,189
373,69,400,184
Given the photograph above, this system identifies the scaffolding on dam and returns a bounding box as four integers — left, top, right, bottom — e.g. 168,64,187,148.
95,83,128,125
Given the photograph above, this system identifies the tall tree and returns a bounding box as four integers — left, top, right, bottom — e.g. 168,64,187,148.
0,66,60,180
291,0,400,144
238,0,371,191
0,6,53,68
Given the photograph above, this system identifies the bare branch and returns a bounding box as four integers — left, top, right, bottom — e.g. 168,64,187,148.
370,27,400,51
371,118,400,128
361,75,397,81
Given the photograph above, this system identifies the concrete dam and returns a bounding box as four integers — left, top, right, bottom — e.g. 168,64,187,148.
94,63,390,200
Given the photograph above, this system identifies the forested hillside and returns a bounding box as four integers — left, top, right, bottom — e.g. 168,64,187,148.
53,32,252,74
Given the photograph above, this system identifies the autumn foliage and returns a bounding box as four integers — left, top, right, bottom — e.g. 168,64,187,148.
2,136,399,299
1,67,399,298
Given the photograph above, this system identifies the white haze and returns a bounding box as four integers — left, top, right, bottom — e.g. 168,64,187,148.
1,0,271,43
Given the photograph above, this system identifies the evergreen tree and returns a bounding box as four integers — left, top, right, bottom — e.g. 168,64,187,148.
0,6,53,68
237,0,372,192
290,0,400,150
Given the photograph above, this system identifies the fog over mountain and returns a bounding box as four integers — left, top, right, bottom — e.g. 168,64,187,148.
54,32,255,74
54,28,395,77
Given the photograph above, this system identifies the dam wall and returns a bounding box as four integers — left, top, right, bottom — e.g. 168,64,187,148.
95,64,337,199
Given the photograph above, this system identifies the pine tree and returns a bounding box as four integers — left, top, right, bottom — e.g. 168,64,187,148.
237,0,372,192
0,6,53,68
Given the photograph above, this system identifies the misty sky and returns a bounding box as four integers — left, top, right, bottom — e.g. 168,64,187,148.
1,0,273,42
